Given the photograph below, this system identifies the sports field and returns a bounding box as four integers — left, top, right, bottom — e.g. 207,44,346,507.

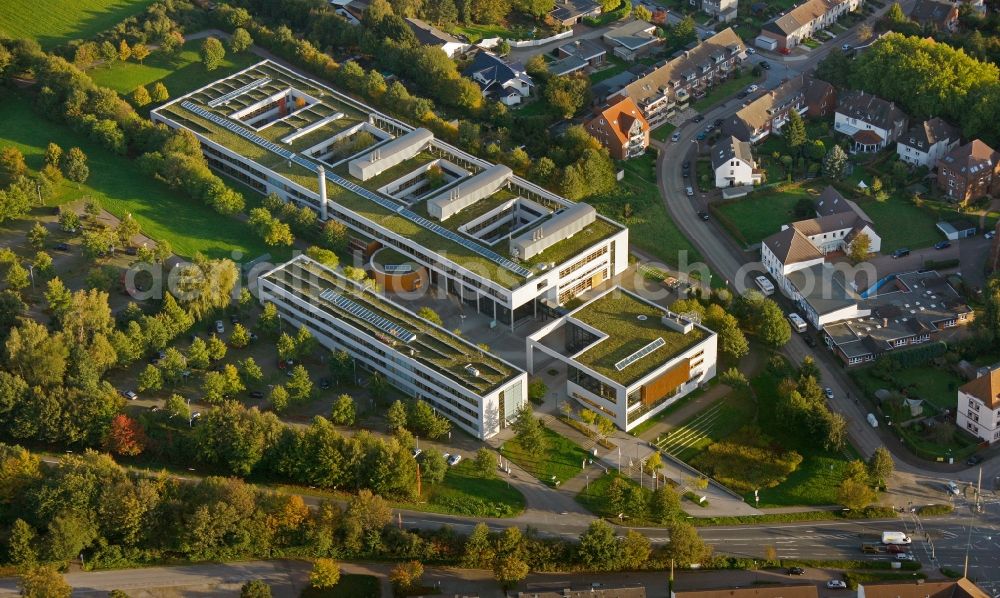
0,0,157,49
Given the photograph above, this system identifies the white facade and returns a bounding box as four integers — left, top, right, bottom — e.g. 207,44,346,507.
897,137,960,169
259,256,529,440
714,156,760,187
956,369,1000,443
834,111,894,152
760,237,824,298
795,222,882,255
703,0,738,16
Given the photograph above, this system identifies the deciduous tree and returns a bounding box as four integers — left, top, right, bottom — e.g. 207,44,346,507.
230,28,253,53
309,559,340,588
104,414,147,456
199,37,226,71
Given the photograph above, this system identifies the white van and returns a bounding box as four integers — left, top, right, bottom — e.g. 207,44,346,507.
754,275,775,296
788,312,807,333
867,413,879,428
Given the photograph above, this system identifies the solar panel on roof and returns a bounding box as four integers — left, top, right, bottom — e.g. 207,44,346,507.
207,78,272,108
614,337,666,372
319,288,417,343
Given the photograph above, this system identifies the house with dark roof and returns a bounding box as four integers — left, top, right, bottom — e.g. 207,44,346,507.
611,28,745,128
703,0,739,22
585,97,650,160
958,366,1000,442
858,579,988,598
834,90,908,153
711,136,762,187
549,0,602,25
551,39,607,76
673,586,818,598
908,0,960,31
603,19,660,62
896,117,961,168
936,139,1000,203
463,51,533,106
754,0,864,50
722,75,835,143
405,18,469,58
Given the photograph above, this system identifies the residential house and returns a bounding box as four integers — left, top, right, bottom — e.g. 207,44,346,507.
896,117,961,168
464,51,533,106
550,39,607,76
703,0,739,22
908,0,960,31
936,139,1000,203
611,28,745,128
957,366,1000,442
755,0,865,50
722,74,836,143
549,0,602,25
834,90,908,153
521,587,645,598
858,579,989,598
673,586,817,598
711,136,762,187
405,18,469,58
824,270,973,366
585,97,650,159
603,19,660,62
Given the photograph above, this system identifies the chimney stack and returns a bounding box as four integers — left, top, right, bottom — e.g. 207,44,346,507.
317,165,328,221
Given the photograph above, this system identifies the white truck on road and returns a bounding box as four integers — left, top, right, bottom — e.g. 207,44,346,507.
882,531,911,545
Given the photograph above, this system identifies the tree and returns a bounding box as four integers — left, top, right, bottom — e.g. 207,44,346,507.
473,447,498,479
166,394,190,420
665,521,710,566
389,561,424,593
0,147,27,187
596,415,615,440
309,559,341,589
672,15,697,45
644,451,663,476
230,28,253,53
8,518,37,568
330,394,356,425
199,37,226,71
577,520,622,570
207,335,227,362
848,232,871,263
18,567,71,598
305,246,339,269
785,110,807,155
420,448,447,485
651,484,681,524
100,41,119,66
61,148,89,184
229,323,251,348
269,385,290,413
867,446,895,487
104,414,147,456
295,326,318,359
238,357,263,385
511,404,546,453
321,220,349,253
887,1,907,21
188,337,210,369
461,522,494,568
27,223,48,250
131,85,151,107
131,43,150,64
44,143,62,169
240,580,271,598
823,144,848,180
838,476,877,510
387,399,408,431
635,4,652,20
417,306,443,326
754,299,792,348
857,23,873,42
137,364,163,392
150,82,169,103
545,74,590,118
286,365,313,403
492,527,528,589
5,262,30,292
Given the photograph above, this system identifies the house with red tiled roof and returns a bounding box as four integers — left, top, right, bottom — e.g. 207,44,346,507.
585,97,650,160
957,366,1000,442
936,139,1000,203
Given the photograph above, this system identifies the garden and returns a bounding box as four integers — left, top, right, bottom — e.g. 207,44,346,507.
0,0,156,49
500,426,591,486
402,459,526,518
713,183,818,246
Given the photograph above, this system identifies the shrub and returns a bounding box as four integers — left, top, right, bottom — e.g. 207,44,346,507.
917,504,953,516
691,426,803,493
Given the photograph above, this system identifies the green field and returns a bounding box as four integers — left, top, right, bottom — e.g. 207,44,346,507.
576,471,656,523
89,40,261,98
650,123,677,143
0,0,156,49
853,195,943,252
501,426,590,485
715,186,814,245
587,152,703,267
401,460,526,518
652,389,755,462
0,98,273,260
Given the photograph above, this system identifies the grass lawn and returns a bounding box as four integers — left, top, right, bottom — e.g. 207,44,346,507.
586,152,703,267
447,23,513,43
0,97,274,260
301,575,380,598
576,471,656,522
589,56,631,85
714,185,814,245
500,426,590,486
695,159,713,189
0,0,156,49
653,388,755,462
751,448,854,507
691,73,757,112
89,40,260,97
853,365,962,412
650,123,677,142
854,194,942,252
400,460,525,518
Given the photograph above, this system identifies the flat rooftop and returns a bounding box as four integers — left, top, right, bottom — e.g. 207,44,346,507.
261,255,520,395
570,289,707,386
153,60,623,289
786,263,859,317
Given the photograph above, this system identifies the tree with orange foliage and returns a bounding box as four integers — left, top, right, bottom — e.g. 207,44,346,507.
104,414,147,456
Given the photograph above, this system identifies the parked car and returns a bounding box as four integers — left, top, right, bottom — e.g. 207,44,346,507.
804,335,817,348
319,378,332,389
670,132,681,142
55,242,70,251
887,544,908,554
697,211,710,221
713,118,724,127
934,240,951,250
787,567,805,575
827,580,847,589
760,60,771,69
249,390,264,399
215,320,225,334
125,246,138,256
842,43,852,51
447,453,463,466
891,248,910,259
985,231,995,240
946,481,961,496
682,161,691,170
122,390,138,401
696,131,707,140
685,187,695,197
746,84,759,93
693,114,705,123
737,90,749,99
967,454,984,466
824,387,834,400
229,314,241,324
895,553,916,561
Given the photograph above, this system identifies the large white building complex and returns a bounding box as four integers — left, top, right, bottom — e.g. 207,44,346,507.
151,60,629,329
258,255,528,439
526,288,717,431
